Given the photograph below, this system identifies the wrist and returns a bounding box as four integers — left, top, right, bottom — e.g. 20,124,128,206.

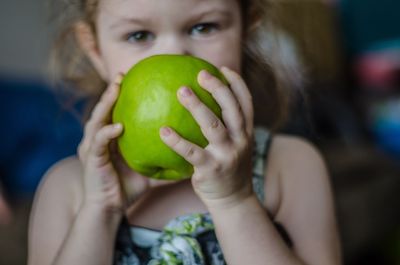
79,201,124,229
203,189,258,213
206,193,265,222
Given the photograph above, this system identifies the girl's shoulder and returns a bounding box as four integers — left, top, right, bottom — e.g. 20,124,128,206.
264,133,329,217
264,134,341,263
269,133,328,186
270,134,323,162
28,156,84,264
33,156,84,216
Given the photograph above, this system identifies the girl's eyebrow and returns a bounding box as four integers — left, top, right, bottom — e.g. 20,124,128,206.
185,9,232,28
109,17,153,29
109,9,231,30
192,9,231,21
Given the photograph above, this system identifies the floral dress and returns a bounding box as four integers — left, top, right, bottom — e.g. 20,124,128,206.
113,127,291,265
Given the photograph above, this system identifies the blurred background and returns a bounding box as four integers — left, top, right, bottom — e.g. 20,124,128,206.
0,0,399,264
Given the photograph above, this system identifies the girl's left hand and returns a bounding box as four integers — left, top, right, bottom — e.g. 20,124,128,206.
160,67,254,209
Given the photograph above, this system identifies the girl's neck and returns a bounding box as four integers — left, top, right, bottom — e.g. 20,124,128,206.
125,179,207,230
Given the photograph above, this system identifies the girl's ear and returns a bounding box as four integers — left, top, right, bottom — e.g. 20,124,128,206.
74,21,108,80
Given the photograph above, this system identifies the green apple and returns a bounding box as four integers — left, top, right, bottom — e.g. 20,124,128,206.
112,54,227,180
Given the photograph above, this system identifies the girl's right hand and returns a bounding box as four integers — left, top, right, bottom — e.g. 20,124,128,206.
77,74,126,218
77,74,179,220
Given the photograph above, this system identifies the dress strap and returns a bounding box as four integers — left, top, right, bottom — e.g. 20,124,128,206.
252,127,273,205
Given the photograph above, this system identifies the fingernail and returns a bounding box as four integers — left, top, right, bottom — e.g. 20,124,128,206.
160,126,171,137
116,73,124,83
179,87,192,97
200,70,212,80
114,123,122,130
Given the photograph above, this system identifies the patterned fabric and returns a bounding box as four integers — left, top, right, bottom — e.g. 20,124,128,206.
252,127,272,204
114,127,273,265
114,214,225,265
148,213,219,265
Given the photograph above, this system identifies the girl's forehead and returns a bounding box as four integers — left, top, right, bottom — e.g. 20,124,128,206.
98,0,238,19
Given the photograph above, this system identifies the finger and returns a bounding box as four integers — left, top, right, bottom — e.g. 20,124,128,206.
220,67,254,136
159,126,209,167
84,74,123,140
149,178,180,188
89,123,123,166
87,73,123,127
177,86,229,145
198,70,246,139
79,74,123,163
77,141,89,163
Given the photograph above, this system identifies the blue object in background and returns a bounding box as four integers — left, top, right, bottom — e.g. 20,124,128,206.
0,78,84,198
370,98,400,160
338,0,400,161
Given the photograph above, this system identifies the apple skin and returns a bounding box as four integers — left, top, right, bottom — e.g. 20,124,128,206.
112,54,227,180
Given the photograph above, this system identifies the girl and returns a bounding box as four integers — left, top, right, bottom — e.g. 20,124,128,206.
28,0,341,264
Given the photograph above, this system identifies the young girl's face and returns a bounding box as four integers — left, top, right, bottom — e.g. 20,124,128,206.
92,0,243,81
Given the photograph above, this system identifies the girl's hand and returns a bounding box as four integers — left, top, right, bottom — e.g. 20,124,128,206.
77,74,126,217
160,67,255,209
77,74,171,218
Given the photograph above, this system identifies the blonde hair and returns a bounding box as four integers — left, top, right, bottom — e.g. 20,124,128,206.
49,0,293,130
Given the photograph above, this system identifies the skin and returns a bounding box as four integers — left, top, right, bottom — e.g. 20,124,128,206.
28,0,342,265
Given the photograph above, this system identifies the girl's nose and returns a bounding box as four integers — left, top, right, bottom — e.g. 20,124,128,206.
157,35,190,56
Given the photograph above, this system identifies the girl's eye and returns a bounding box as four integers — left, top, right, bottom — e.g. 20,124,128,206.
126,31,155,43
189,23,219,36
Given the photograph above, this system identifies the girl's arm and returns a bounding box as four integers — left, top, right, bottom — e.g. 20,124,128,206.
160,68,341,264
209,137,341,265
28,158,122,265
29,75,126,265
29,72,182,265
